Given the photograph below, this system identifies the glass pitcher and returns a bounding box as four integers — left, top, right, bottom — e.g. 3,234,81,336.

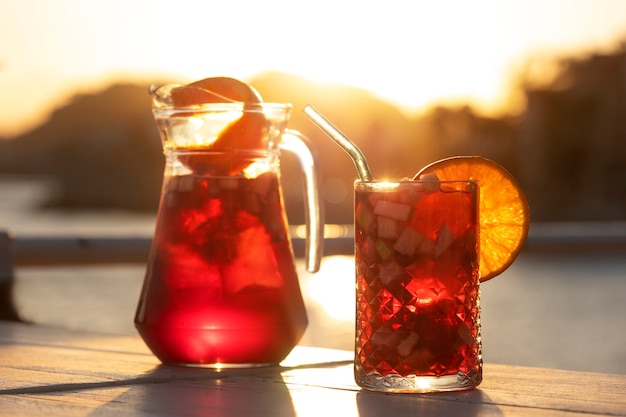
135,86,323,366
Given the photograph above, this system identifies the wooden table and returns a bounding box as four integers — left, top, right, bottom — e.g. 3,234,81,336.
0,321,624,416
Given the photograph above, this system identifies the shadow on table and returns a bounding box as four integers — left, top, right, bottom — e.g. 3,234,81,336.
356,388,504,417
89,365,297,417
86,361,503,416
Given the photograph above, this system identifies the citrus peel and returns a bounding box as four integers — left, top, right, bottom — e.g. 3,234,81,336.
415,156,530,281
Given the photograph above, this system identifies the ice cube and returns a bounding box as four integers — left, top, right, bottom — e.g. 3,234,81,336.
367,192,382,208
374,199,412,221
397,180,424,204
416,235,436,255
434,223,456,257
370,326,400,349
379,260,404,286
393,227,434,256
170,117,221,148
166,245,222,291
222,226,284,294
417,172,440,194
404,347,436,373
396,332,420,357
377,216,400,239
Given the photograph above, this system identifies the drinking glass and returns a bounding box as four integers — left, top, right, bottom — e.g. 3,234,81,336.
354,179,482,392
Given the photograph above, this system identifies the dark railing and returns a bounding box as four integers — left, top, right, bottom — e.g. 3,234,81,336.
2,223,626,320
0,227,355,279
0,227,354,320
3,221,626,273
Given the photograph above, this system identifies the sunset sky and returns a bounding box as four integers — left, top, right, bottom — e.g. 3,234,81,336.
2,0,626,137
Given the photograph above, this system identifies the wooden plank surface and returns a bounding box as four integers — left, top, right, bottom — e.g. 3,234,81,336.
1,321,625,417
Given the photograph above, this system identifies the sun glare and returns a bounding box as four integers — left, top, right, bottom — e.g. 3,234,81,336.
303,256,355,323
2,1,626,135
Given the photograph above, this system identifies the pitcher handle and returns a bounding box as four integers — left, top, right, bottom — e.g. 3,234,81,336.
280,129,324,273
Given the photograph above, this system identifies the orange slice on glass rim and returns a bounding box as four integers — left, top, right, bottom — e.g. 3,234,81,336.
415,156,530,282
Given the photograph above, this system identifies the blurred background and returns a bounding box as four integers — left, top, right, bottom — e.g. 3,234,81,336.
1,0,626,374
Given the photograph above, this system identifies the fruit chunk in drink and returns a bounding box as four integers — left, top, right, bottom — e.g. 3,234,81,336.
135,164,308,365
354,179,481,392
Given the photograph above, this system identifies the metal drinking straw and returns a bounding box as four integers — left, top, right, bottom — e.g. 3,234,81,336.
303,105,373,181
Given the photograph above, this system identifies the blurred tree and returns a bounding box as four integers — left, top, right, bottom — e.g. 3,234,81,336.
518,45,626,221
2,41,626,224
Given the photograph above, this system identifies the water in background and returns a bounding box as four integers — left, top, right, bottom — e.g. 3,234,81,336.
3,176,626,375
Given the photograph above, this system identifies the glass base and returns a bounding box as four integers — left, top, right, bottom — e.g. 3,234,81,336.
168,361,277,369
355,368,482,393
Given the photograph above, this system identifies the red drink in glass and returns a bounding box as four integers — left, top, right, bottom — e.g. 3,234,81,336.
354,179,481,392
136,90,322,367
135,166,307,365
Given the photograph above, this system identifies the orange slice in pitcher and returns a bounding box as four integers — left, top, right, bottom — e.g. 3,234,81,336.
415,156,530,282
170,77,267,174
171,76,263,107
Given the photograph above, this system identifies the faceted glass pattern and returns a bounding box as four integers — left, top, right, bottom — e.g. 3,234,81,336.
354,180,482,392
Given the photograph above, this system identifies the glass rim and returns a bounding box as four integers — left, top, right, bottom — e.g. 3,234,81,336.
152,102,293,114
354,179,478,185
149,83,292,112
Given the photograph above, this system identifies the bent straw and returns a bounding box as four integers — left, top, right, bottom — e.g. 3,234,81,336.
303,105,373,181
